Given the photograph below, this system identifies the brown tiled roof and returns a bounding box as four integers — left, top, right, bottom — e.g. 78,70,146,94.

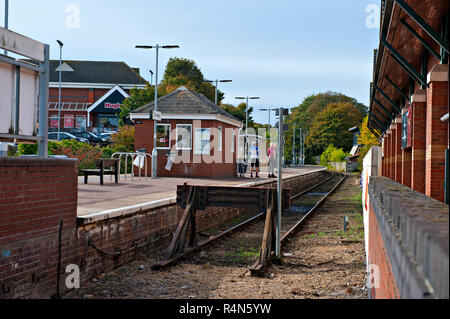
133,87,241,123
49,60,147,85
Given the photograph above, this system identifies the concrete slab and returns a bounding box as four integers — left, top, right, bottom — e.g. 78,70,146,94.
77,166,325,217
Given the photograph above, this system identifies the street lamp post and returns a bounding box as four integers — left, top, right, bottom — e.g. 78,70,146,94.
293,123,296,167
276,107,289,259
260,107,273,135
56,40,64,142
4,0,8,55
236,96,260,164
205,79,232,105
136,44,179,179
149,70,154,85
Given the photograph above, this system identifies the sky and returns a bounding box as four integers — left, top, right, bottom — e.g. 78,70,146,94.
2,0,381,125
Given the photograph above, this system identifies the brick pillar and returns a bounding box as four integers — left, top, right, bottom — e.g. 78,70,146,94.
402,149,412,188
425,64,449,202
385,131,391,179
411,90,427,194
382,135,387,177
394,118,402,183
389,127,396,180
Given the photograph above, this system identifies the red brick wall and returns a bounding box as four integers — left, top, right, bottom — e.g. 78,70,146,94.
368,201,400,299
135,119,239,178
402,148,412,188
0,158,78,298
0,159,325,298
394,121,402,183
49,88,113,103
386,133,392,179
411,100,426,194
0,156,248,298
426,81,448,202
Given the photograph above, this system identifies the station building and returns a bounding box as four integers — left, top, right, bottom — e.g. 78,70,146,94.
364,0,449,299
130,86,243,178
368,0,449,204
47,60,147,133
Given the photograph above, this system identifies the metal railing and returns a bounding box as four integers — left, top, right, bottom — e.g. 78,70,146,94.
111,152,152,182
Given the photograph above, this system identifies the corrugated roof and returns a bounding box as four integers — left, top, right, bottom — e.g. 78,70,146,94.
49,60,148,85
133,87,242,123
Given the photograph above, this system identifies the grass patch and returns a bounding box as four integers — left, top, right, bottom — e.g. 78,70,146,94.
225,247,260,263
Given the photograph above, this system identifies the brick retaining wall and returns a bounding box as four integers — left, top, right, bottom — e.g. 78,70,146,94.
1,157,327,299
368,176,449,299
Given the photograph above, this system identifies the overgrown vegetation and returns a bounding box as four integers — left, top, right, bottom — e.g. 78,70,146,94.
119,57,220,124
320,145,349,167
357,116,380,170
284,92,367,163
14,127,136,171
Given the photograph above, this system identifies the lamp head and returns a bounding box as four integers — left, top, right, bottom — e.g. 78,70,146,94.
57,40,64,47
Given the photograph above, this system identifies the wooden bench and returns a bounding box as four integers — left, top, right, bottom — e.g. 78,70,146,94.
80,158,120,185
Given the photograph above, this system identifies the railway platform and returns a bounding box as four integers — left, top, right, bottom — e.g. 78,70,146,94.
77,166,326,217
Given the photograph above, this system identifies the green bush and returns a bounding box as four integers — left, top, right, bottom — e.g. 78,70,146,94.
48,140,103,170
17,144,38,156
320,145,349,166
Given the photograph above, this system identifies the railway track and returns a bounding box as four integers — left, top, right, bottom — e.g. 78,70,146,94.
152,172,346,271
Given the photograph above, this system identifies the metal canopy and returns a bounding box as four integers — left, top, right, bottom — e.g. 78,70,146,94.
374,83,402,114
384,75,411,103
394,0,449,54
372,115,389,132
373,97,396,120
399,19,441,61
381,35,428,88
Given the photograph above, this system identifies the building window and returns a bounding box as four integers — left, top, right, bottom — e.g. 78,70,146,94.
76,115,87,129
156,124,171,149
97,114,118,129
49,116,59,128
176,124,192,150
64,115,74,128
194,128,211,155
218,126,223,151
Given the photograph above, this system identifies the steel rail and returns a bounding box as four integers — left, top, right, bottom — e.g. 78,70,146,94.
290,171,334,201
281,173,347,244
151,172,345,270
151,211,266,270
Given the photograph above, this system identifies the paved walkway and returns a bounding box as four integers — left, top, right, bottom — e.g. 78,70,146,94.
77,166,325,217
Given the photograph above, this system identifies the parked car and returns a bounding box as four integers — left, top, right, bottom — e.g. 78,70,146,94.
99,132,117,141
48,132,88,144
71,131,109,147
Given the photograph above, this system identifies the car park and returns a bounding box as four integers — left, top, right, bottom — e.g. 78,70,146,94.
48,132,89,144
71,131,109,147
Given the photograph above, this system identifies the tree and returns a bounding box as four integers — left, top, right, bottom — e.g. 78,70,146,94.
357,116,380,168
119,84,167,126
320,145,349,166
306,102,364,156
119,57,225,127
160,57,224,104
284,92,367,162
219,103,255,127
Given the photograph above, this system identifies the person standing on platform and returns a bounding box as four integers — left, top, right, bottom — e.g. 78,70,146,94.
250,141,260,178
268,143,277,178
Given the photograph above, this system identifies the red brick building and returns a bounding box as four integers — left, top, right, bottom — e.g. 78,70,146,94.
131,87,243,178
48,60,147,133
368,0,449,204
